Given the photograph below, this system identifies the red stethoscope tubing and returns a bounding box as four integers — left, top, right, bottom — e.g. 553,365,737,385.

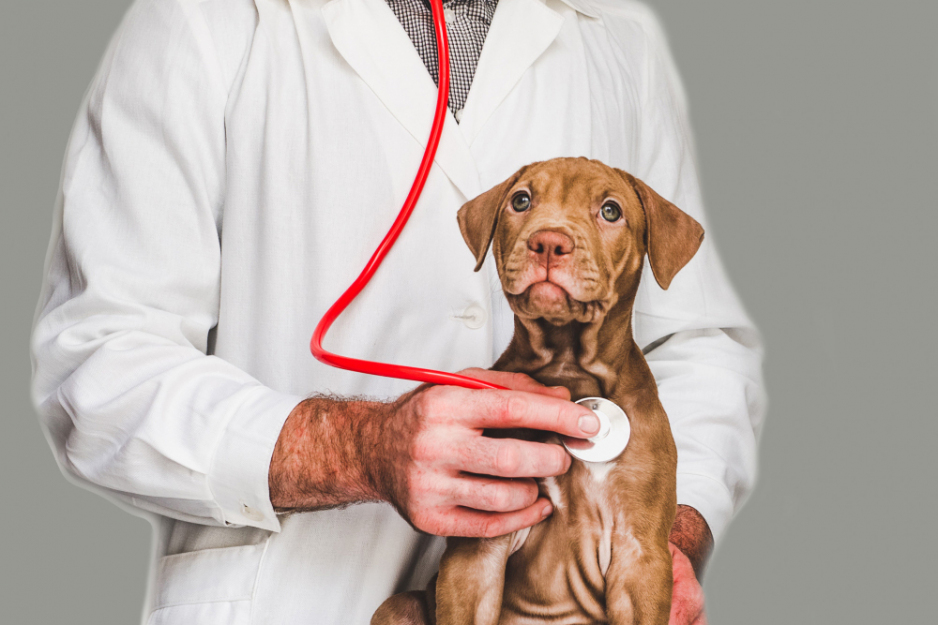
309,0,506,392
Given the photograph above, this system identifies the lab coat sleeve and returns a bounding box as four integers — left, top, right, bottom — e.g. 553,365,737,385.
625,7,768,545
30,0,303,532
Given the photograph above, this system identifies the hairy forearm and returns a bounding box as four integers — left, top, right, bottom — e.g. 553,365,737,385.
268,396,394,511
266,372,592,538
669,505,714,579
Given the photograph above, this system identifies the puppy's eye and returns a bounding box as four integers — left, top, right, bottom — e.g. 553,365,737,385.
511,192,531,212
600,202,622,222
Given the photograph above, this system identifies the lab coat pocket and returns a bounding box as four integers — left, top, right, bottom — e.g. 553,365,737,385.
146,541,269,625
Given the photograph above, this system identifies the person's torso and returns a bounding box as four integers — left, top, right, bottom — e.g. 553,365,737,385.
146,0,654,622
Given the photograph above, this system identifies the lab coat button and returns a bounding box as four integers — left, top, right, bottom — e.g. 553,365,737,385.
241,503,264,522
461,304,486,329
444,8,457,23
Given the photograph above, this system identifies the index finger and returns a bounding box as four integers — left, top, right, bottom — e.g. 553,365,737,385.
451,388,600,439
456,368,571,400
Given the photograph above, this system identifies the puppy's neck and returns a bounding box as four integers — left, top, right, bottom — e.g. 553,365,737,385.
495,301,651,400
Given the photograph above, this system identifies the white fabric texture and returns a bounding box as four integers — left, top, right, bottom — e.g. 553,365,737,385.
30,0,766,622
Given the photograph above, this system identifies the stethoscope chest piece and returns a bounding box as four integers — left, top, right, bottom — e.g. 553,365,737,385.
562,397,631,463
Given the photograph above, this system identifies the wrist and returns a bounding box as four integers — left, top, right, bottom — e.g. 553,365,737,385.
356,394,414,516
269,396,387,510
669,504,714,580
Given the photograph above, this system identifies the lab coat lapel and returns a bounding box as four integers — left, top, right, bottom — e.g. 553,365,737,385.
320,0,483,200
456,0,565,144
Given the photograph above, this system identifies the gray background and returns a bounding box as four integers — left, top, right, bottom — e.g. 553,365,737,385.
2,0,935,623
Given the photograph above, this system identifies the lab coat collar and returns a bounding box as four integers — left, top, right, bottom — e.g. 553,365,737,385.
322,0,483,200
454,0,565,142
321,0,577,200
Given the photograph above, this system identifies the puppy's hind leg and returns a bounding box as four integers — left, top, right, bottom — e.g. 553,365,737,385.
435,534,513,625
604,536,672,625
372,589,433,625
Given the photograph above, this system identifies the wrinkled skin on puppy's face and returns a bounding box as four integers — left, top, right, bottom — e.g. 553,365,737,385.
458,158,704,327
491,160,648,326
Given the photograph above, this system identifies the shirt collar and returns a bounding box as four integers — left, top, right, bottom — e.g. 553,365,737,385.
419,0,601,18
421,0,500,7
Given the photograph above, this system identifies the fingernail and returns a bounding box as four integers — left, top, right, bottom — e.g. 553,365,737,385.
578,414,600,435
541,503,553,518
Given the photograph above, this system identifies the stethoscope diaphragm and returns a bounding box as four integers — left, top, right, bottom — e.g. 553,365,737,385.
562,397,631,463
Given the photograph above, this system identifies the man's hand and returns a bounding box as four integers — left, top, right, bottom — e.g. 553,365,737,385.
269,368,599,538
668,542,707,625
668,505,714,625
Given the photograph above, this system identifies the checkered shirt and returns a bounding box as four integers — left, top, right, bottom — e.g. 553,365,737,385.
385,0,498,119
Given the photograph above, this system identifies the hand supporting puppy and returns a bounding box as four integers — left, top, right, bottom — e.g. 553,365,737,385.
269,369,599,537
668,506,714,625
668,542,707,625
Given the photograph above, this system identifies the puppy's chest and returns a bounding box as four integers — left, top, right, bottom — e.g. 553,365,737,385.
499,462,624,623
523,353,606,401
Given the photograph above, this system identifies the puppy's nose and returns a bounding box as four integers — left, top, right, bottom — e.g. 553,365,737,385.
527,230,574,266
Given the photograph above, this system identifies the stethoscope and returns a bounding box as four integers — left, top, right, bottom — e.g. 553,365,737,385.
309,0,629,463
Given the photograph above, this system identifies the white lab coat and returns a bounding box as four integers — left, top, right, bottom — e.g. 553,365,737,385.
30,0,765,622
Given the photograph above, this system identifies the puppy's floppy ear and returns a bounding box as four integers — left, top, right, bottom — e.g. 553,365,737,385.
618,170,705,290
457,167,526,271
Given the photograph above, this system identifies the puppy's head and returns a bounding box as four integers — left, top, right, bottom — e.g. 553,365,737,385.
457,157,704,325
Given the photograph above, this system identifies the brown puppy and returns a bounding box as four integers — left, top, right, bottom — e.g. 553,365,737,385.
373,157,704,625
